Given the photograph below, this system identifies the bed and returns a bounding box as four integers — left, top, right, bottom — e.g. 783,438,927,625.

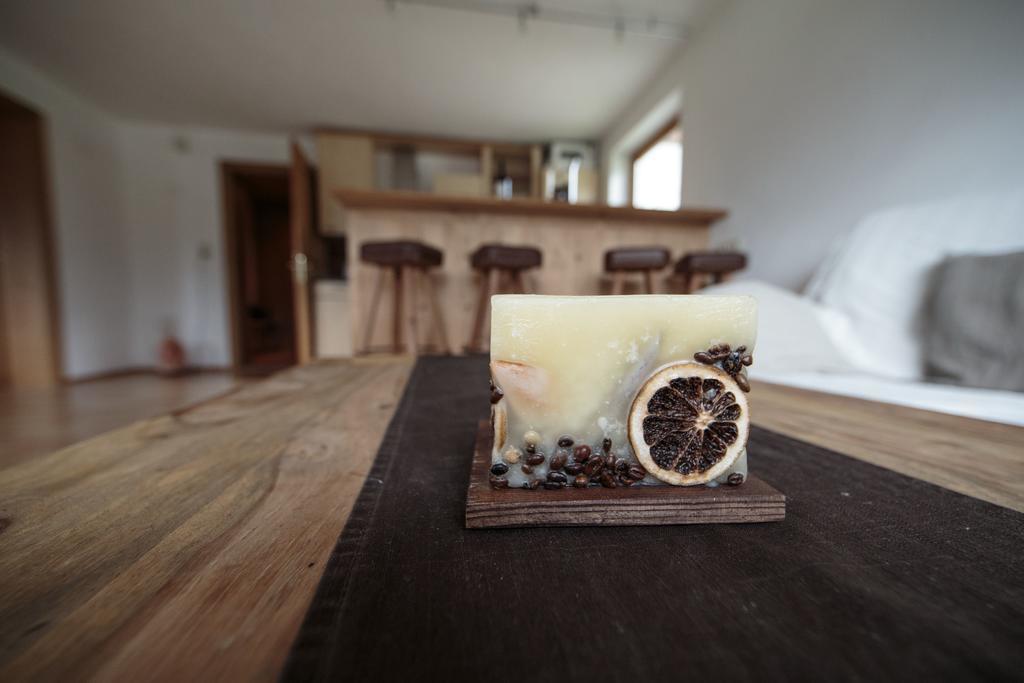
705,189,1024,427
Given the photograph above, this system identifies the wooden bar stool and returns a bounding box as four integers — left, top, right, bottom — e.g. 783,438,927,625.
467,244,542,353
359,240,449,355
673,251,748,293
604,247,670,294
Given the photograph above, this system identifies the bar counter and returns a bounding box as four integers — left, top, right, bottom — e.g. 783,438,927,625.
333,190,728,354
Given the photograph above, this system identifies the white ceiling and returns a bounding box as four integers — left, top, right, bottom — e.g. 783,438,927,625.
0,0,718,140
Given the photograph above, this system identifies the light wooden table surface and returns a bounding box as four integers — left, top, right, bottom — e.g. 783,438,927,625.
0,358,1021,681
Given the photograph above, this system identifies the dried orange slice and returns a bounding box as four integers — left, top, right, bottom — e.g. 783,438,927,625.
627,362,749,486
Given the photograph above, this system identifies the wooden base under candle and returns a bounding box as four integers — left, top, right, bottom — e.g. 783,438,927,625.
466,421,785,529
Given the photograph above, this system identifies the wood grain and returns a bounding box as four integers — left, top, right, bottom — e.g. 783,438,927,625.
466,421,785,528
753,380,1024,513
0,358,413,682
0,371,240,469
2,358,1022,681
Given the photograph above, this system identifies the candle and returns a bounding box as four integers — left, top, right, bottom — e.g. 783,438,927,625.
488,295,757,489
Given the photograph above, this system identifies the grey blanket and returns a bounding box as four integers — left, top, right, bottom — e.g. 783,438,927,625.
922,250,1024,391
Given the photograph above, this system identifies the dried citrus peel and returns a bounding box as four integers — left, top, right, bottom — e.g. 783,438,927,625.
628,362,749,486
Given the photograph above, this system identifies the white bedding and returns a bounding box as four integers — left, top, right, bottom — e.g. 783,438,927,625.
754,370,1024,427
700,189,1024,426
703,279,1024,427
804,189,1024,380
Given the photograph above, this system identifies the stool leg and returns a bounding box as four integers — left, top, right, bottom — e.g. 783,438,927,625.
392,266,403,354
468,268,492,353
643,269,656,294
484,268,499,349
510,270,526,294
611,271,625,295
361,266,386,354
685,272,697,294
425,267,450,355
419,267,435,351
404,266,418,355
667,273,684,294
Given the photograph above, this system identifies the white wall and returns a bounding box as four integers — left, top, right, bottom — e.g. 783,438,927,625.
117,123,291,367
601,69,683,207
602,0,1024,291
1,47,299,375
0,47,132,378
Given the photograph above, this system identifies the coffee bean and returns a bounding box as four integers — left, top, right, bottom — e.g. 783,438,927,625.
599,472,617,488
526,453,545,466
615,460,629,474
727,472,745,486
584,458,603,477
557,435,574,448
574,474,589,488
521,464,534,474
627,466,647,481
619,476,635,486
564,463,583,476
547,471,567,484
543,481,565,490
490,380,504,405
523,479,541,490
490,463,509,476
605,454,616,469
550,452,568,470
602,438,612,454
489,476,509,489
573,444,592,462
735,373,751,393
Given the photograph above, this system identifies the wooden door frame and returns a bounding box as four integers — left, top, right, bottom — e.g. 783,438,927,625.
0,89,63,386
219,161,291,374
288,142,317,365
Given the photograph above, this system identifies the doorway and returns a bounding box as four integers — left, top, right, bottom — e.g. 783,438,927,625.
0,90,61,388
222,163,296,375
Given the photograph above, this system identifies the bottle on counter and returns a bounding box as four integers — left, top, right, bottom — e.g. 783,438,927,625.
493,161,513,199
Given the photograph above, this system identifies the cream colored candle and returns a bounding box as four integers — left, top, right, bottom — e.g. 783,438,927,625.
488,295,757,489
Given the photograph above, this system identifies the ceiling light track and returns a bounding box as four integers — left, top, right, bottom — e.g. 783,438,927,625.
384,0,686,40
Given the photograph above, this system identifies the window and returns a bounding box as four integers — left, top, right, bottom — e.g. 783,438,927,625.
630,118,682,211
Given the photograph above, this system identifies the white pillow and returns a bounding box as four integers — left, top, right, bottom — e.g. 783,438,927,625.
701,280,855,375
804,189,1024,379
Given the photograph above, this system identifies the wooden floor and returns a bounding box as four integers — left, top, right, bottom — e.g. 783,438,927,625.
0,372,241,469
